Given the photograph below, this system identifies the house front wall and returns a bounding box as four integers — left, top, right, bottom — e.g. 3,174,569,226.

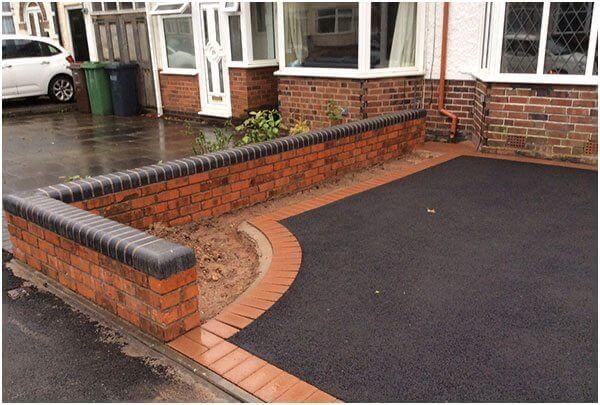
142,1,597,164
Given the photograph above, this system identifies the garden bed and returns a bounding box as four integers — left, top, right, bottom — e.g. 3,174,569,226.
146,149,440,322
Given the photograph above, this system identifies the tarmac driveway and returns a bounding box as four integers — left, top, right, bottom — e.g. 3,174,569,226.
230,156,598,402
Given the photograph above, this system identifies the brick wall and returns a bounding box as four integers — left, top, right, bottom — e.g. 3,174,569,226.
4,112,425,342
6,213,199,342
362,76,423,117
71,115,426,230
422,79,477,139
159,73,201,116
278,76,425,131
278,76,364,129
476,81,598,163
229,66,279,120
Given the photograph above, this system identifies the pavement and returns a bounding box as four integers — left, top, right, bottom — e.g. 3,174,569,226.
2,110,211,248
230,156,598,402
2,109,228,402
2,253,237,402
2,97,76,118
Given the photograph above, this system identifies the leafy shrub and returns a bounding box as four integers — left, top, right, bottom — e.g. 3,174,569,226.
325,99,343,124
289,116,311,136
235,109,286,145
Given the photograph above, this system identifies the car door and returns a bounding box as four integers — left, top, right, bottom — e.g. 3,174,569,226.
1,40,19,97
9,39,50,97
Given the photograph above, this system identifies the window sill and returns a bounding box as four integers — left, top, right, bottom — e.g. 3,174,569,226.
228,60,279,69
274,67,425,80
159,68,198,76
476,71,599,86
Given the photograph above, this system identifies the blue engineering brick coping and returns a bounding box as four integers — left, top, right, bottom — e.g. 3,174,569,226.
3,110,425,279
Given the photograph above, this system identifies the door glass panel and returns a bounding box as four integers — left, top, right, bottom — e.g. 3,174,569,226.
218,59,224,93
214,10,220,43
206,62,213,92
203,10,209,44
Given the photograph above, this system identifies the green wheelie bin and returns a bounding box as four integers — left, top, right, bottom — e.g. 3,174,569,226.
81,61,113,115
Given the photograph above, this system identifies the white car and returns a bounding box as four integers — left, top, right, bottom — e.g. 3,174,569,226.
2,35,75,103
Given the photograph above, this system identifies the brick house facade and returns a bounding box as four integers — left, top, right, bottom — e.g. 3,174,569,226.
138,2,596,164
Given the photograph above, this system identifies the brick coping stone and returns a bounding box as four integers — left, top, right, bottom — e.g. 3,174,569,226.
2,110,425,279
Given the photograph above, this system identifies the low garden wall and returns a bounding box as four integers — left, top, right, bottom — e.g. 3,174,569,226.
4,110,426,342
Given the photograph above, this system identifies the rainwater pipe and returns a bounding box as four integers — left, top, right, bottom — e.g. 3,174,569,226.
438,2,458,141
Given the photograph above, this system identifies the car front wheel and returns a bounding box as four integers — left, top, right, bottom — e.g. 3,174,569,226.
49,75,74,103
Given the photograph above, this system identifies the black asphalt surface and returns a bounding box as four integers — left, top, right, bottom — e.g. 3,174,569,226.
230,156,598,402
2,257,234,402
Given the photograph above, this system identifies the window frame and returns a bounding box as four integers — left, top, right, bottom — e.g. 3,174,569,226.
274,1,425,79
157,11,198,74
224,2,278,68
2,2,16,35
87,1,146,15
477,1,599,85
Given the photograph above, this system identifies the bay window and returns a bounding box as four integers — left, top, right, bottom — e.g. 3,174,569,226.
276,1,424,78
480,1,598,84
283,2,359,68
225,2,277,67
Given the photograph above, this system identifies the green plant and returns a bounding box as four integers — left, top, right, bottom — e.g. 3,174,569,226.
235,109,286,145
289,116,311,136
325,99,343,124
191,128,235,155
65,175,90,183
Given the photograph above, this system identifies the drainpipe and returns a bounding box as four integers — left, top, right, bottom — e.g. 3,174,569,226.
438,2,458,141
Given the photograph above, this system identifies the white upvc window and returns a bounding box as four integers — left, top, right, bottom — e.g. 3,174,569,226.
151,3,197,74
275,1,425,79
88,1,146,14
478,1,598,85
224,2,278,68
2,2,15,35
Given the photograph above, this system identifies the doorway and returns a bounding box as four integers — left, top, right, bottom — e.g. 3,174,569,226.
197,2,231,118
25,5,44,36
67,8,89,61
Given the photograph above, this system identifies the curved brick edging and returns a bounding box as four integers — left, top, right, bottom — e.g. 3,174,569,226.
164,151,463,402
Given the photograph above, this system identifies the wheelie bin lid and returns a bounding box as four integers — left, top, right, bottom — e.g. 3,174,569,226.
81,61,111,69
104,62,138,70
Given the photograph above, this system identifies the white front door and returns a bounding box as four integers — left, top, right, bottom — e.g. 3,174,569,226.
198,3,231,118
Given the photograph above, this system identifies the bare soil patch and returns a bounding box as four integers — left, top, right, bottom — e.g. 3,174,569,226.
147,148,443,322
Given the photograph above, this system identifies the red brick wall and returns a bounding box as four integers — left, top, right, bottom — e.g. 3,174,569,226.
423,79,477,139
6,213,200,342
278,76,364,129
362,76,423,117
476,81,598,163
159,73,201,115
74,118,426,230
229,66,279,120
